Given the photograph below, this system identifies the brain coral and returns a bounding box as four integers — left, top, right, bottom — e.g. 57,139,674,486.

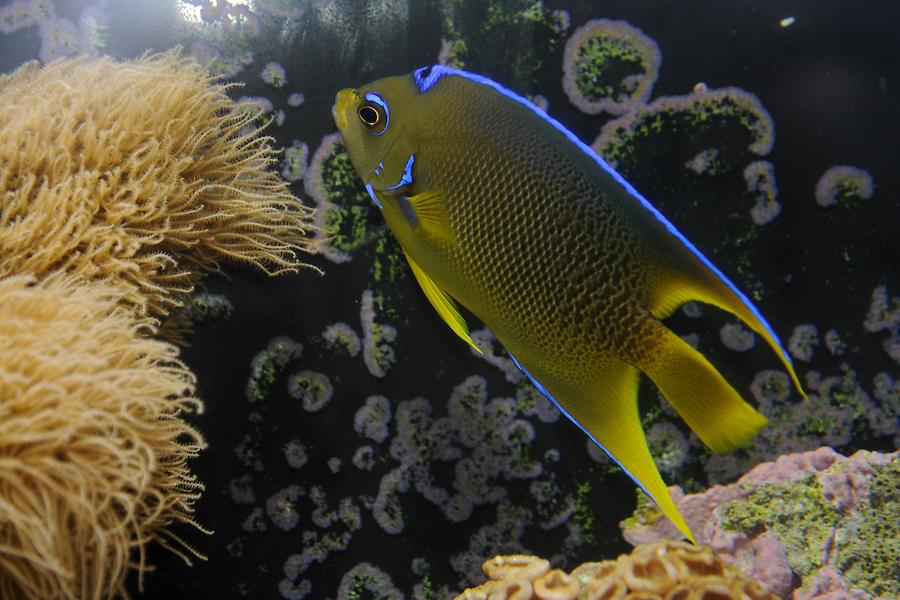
0,51,317,326
456,541,776,600
0,274,206,600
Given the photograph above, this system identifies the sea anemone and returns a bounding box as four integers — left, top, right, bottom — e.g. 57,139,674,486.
0,51,317,328
0,274,206,599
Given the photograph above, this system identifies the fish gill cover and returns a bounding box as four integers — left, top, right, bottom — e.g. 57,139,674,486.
0,0,897,599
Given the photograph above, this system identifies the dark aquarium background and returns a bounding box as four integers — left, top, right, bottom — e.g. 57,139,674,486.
1,0,897,598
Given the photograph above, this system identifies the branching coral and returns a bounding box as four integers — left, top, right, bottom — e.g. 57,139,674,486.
0,51,317,327
456,541,776,600
0,274,207,600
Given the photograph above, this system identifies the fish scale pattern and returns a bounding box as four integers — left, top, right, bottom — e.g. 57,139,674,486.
415,75,654,380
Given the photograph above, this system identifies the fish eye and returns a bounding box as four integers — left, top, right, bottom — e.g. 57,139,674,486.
360,92,390,136
358,104,380,127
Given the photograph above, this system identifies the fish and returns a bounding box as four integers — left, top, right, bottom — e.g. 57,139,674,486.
332,65,804,542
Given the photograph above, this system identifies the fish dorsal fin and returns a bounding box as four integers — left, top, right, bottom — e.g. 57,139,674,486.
508,352,695,543
405,190,453,244
404,251,482,354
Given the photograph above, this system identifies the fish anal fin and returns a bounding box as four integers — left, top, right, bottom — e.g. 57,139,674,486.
404,251,481,353
509,352,695,543
640,322,767,454
648,249,805,397
406,190,453,245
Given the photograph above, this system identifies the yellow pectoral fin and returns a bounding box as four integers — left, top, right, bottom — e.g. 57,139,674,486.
640,322,767,454
405,190,453,245
511,353,695,543
404,251,482,354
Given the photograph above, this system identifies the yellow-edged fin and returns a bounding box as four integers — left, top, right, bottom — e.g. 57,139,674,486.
406,190,453,244
648,249,805,397
513,354,695,542
404,251,482,354
641,322,768,454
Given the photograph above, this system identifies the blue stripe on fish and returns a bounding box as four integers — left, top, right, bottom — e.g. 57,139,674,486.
411,65,793,372
386,153,415,191
365,181,383,209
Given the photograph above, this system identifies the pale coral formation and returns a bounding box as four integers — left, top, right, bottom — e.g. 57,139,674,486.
0,52,317,327
360,289,398,378
595,85,775,170
562,18,661,115
260,60,287,87
456,541,776,600
322,321,362,357
282,140,310,182
744,160,783,225
305,132,380,263
286,370,334,412
814,165,875,208
0,274,206,600
864,285,900,364
0,0,105,62
788,324,819,362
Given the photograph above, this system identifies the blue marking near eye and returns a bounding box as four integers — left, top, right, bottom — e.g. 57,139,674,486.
507,353,656,503
363,91,390,136
365,181,383,209
413,65,446,94
413,65,792,370
374,160,384,177
385,153,415,191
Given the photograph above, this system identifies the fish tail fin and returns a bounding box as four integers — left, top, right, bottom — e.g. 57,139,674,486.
638,321,768,454
509,353,695,542
649,250,805,397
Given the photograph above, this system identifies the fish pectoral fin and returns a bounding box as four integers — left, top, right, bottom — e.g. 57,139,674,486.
404,251,481,354
647,249,805,397
640,321,767,454
509,352,695,543
406,190,453,244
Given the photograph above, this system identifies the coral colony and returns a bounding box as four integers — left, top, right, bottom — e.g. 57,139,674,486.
743,161,783,226
562,18,661,116
814,165,876,208
621,448,899,599
2,1,895,599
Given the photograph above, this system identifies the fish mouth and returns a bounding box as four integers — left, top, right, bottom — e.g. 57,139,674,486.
332,88,358,130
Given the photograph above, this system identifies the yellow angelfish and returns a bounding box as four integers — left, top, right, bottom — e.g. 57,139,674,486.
332,66,804,542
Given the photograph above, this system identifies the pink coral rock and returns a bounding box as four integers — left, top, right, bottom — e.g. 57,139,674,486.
621,447,898,599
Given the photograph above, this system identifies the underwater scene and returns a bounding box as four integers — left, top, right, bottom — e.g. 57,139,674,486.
0,0,897,599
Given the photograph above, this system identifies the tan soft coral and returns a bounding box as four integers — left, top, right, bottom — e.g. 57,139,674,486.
0,274,206,600
0,51,317,325
456,541,778,600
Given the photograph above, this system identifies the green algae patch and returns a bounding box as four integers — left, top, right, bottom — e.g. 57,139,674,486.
620,488,663,531
832,458,900,597
719,475,841,577
442,0,562,95
573,34,644,103
595,87,774,179
320,147,382,255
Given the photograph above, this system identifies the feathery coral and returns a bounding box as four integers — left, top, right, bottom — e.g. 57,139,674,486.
456,541,777,600
0,51,317,324
0,274,207,600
